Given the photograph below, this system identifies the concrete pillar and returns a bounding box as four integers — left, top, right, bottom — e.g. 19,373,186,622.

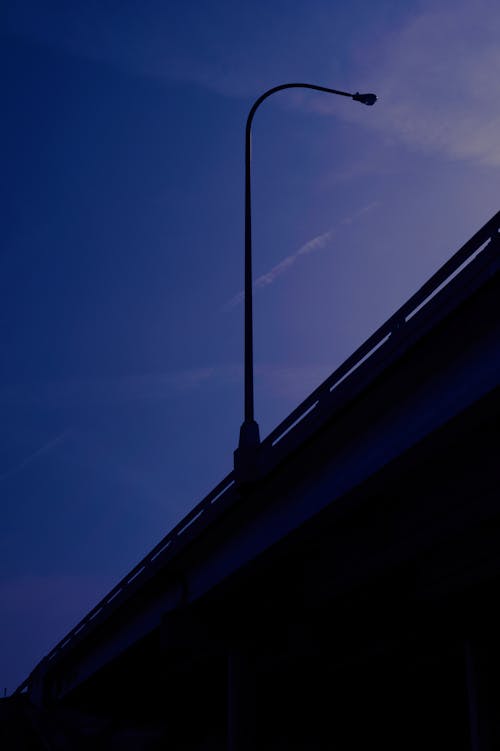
227,649,258,751
465,639,494,751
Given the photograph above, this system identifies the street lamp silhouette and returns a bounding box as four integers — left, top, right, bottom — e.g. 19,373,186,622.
234,83,377,481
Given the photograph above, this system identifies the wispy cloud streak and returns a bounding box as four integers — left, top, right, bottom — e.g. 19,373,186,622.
224,201,380,311
0,367,243,412
323,0,500,168
223,229,333,311
0,431,70,482
5,1,329,98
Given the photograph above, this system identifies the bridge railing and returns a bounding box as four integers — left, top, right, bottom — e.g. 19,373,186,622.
14,471,236,694
263,210,500,450
17,210,500,693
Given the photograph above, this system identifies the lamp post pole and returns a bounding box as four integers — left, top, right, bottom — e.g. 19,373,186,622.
235,83,377,480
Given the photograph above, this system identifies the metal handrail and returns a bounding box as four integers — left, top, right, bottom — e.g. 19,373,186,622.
16,210,500,693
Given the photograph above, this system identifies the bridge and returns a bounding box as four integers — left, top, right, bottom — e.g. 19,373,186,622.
3,211,500,749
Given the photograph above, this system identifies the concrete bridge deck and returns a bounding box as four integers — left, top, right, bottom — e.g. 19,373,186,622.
9,211,500,750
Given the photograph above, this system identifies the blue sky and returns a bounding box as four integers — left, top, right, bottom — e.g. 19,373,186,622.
2,0,500,692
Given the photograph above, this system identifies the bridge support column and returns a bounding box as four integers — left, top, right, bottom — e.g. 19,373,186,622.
465,639,495,751
227,649,258,751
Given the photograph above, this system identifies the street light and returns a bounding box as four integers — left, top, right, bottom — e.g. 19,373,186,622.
234,83,377,481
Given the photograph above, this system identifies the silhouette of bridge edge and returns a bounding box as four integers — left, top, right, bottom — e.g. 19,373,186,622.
15,209,500,697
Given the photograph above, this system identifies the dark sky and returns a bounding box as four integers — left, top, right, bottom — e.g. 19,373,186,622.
2,0,499,692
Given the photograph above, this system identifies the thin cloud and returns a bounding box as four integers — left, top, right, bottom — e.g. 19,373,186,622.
224,201,380,311
0,431,70,482
0,367,243,412
5,1,330,98
223,229,333,311
320,0,500,168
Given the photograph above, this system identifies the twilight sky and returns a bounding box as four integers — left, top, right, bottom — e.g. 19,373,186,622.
2,0,499,692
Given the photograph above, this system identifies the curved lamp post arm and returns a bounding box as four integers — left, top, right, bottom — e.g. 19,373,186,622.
237,82,377,479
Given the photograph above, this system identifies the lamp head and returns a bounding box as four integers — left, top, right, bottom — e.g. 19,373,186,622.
352,92,377,106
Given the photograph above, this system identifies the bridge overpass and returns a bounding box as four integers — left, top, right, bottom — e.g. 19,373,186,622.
7,211,500,749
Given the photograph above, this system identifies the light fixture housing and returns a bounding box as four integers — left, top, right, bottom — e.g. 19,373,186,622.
352,92,377,106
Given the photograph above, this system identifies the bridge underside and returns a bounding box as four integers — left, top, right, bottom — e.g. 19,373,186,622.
9,215,500,750
36,384,499,750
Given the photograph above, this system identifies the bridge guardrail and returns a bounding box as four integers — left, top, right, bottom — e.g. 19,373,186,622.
264,211,500,450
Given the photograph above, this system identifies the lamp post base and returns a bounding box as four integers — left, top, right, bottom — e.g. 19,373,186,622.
234,420,261,483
